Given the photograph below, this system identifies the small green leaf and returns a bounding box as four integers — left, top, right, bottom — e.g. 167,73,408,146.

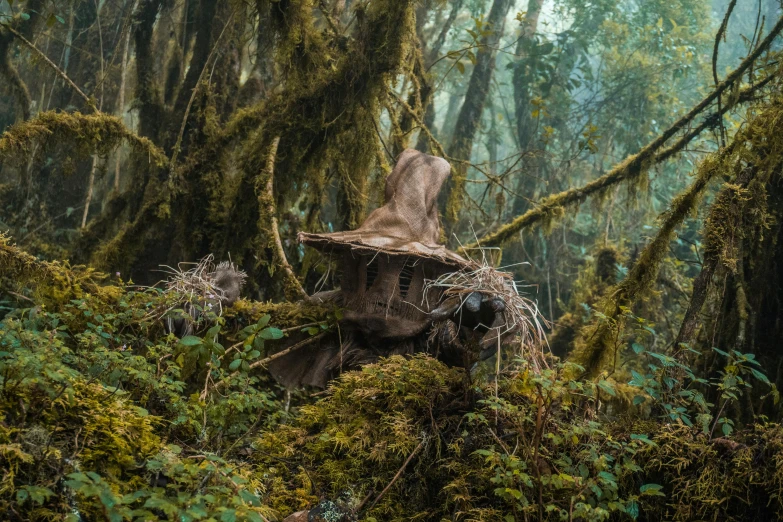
750,368,770,384
630,433,656,446
640,483,665,496
206,324,221,338
229,359,242,371
597,380,616,396
179,336,203,346
713,347,729,357
260,327,283,340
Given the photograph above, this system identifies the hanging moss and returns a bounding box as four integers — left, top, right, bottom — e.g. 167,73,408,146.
80,0,418,289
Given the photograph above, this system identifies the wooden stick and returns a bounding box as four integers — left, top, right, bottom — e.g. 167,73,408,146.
359,437,426,512
6,25,95,111
213,332,325,390
248,332,325,370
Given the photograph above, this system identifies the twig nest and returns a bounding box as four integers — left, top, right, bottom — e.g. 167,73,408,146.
424,258,550,372
160,254,247,311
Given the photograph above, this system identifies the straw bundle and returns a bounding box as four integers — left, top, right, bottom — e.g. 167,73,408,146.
423,257,549,372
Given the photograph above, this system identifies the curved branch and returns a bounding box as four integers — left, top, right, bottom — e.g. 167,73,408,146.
0,111,167,165
712,0,737,146
0,30,32,121
260,137,308,300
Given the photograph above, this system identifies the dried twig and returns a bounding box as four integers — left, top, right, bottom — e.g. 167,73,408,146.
358,437,427,513
5,25,95,111
156,254,247,317
213,333,326,391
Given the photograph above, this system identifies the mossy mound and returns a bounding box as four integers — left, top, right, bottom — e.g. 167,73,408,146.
255,356,644,521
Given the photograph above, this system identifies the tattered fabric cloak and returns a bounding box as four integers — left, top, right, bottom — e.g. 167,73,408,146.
269,149,492,388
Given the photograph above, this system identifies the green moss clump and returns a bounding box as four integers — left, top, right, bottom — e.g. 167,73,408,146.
255,356,651,521
639,423,783,521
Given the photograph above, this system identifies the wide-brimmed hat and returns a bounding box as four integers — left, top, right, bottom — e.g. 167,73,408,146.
299,149,470,267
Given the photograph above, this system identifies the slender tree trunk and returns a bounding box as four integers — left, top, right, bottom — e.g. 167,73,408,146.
442,0,514,225
81,156,99,228
82,0,107,229
513,0,544,152
428,0,465,63
395,46,431,157
115,0,140,192
134,0,166,141
415,0,465,152
509,0,546,218
164,0,197,106
165,0,220,154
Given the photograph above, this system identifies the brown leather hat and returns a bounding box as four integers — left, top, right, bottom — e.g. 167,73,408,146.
298,149,471,267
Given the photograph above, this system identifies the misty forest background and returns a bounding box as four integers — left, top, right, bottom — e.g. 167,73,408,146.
3,0,783,520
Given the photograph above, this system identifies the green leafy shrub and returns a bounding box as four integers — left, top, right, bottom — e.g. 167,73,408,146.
0,281,294,521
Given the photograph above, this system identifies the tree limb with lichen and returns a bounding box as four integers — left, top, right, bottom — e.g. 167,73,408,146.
467,15,783,250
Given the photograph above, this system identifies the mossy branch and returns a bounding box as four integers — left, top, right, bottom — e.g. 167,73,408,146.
568,149,729,374
570,97,783,375
469,15,783,249
258,137,308,300
0,110,168,167
0,233,115,306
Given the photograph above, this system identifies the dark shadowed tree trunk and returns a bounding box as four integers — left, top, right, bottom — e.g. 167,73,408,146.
442,0,514,227
509,0,545,218
134,0,167,142
513,0,544,152
0,0,44,123
415,0,465,152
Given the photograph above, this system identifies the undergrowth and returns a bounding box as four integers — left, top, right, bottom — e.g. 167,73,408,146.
1,243,782,521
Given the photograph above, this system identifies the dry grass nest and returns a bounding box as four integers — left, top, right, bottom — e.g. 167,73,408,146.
423,250,550,373
155,254,247,315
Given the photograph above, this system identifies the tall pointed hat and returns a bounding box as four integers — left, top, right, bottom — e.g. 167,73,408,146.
298,149,470,266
